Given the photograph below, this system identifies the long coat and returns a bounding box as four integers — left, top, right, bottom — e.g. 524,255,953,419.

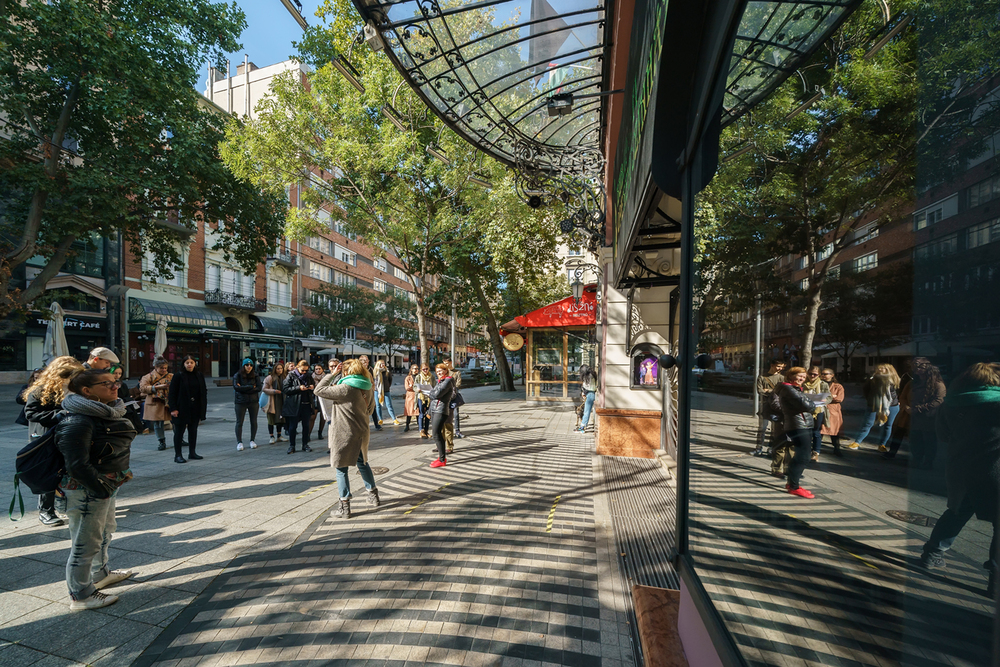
168,370,207,422
314,374,376,469
262,374,284,415
820,382,845,436
939,398,1000,520
403,374,420,416
139,369,173,422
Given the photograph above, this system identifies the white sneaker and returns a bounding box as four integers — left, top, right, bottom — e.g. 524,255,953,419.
276,434,284,442
94,569,136,590
249,441,258,449
69,590,119,611
268,435,276,444
236,442,244,451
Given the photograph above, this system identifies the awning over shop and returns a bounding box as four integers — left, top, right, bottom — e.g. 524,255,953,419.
129,297,226,334
504,289,597,330
257,317,296,337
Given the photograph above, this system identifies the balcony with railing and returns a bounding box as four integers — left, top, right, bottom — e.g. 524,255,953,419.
204,289,267,312
268,250,298,269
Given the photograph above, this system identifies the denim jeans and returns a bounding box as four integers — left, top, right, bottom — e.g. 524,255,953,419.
418,400,429,431
580,391,596,430
336,453,377,499
64,486,118,600
150,420,165,443
375,393,397,422
812,412,825,454
853,405,900,447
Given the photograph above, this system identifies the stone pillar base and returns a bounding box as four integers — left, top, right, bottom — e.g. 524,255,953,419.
595,408,662,458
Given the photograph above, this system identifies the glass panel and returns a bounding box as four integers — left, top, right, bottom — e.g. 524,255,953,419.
566,330,595,381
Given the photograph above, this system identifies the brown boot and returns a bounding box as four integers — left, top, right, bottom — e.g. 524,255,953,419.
420,430,429,438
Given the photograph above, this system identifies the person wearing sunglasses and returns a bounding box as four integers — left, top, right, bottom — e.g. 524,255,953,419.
801,366,830,461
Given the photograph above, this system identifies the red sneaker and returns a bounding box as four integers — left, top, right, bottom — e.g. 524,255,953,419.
785,485,814,499
430,459,447,468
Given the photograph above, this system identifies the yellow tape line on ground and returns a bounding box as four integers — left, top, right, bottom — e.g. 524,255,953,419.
404,483,452,515
546,495,562,533
296,481,336,499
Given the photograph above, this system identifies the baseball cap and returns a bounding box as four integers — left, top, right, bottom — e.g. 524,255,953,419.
89,347,120,363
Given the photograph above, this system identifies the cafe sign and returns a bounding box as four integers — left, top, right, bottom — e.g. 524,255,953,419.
30,314,107,334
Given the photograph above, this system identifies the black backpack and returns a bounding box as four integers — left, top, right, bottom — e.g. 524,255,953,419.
10,427,64,520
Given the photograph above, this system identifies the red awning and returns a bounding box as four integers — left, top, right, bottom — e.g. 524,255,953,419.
513,288,597,329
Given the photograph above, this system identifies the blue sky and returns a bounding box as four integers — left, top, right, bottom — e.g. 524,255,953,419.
203,0,324,90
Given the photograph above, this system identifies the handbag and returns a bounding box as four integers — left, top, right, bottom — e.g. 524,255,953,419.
259,391,269,410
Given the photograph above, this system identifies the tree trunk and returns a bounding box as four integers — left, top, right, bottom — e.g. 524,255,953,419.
414,275,429,368
470,273,515,391
800,286,823,369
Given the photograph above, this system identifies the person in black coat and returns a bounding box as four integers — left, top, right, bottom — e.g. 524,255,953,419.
427,364,455,468
281,359,315,454
233,358,263,451
919,362,1000,597
168,355,207,463
775,366,817,499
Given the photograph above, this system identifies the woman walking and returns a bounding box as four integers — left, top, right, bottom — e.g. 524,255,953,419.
22,356,85,526
139,356,173,451
262,363,286,444
55,368,138,610
416,364,434,438
775,366,817,499
428,363,456,468
233,358,262,451
803,366,829,461
847,364,901,451
403,364,420,432
819,369,845,456
917,362,1000,597
577,365,598,433
314,359,379,519
907,358,947,469
168,355,207,463
373,360,399,426
282,360,315,454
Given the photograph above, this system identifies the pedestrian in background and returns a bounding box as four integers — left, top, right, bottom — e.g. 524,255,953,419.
775,366,816,499
22,356,84,526
753,360,786,456
577,365,598,433
140,357,173,451
907,357,947,469
416,364,434,438
168,355,206,463
84,347,119,371
359,355,381,431
316,360,342,445
373,360,399,426
802,366,830,461
820,368,844,456
233,358,262,451
403,364,420,432
282,359,315,454
444,359,465,439
55,368,138,611
262,363,286,444
111,365,144,434
15,368,43,428
847,364,900,451
428,363,456,468
314,358,379,519
311,364,327,438
918,362,1000,597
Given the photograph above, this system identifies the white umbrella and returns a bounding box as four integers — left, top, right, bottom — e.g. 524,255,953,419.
154,316,168,356
42,302,69,365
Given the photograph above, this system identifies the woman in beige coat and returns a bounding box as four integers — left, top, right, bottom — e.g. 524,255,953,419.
314,358,378,519
261,364,286,444
139,356,173,451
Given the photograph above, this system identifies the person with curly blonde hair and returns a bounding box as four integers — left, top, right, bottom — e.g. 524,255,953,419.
847,363,901,451
22,355,85,525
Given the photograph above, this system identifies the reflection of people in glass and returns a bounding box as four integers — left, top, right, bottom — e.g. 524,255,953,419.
819,369,844,456
576,365,598,433
803,366,829,461
903,358,946,468
846,364,900,451
918,362,1000,597
775,366,816,499
755,360,786,456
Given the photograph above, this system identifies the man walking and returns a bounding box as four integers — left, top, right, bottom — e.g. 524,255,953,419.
754,360,786,456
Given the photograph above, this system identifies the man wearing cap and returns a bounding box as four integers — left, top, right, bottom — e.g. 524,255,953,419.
85,347,120,371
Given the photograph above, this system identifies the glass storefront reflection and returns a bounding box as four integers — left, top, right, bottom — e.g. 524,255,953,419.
686,1,1000,664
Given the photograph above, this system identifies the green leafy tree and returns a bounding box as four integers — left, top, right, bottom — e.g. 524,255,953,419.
221,0,560,383
0,0,287,321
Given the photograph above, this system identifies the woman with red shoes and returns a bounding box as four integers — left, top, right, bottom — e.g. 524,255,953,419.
776,366,818,499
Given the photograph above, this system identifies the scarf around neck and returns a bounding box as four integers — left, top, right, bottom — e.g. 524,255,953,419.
63,392,127,420
946,386,1000,407
337,374,372,391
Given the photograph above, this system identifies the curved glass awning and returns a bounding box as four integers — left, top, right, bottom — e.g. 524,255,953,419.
354,0,609,175
722,0,862,127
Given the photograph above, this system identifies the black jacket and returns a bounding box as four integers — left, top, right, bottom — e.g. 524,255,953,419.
776,382,816,432
169,370,208,421
54,413,135,498
233,372,263,405
24,391,64,437
428,376,455,415
282,371,314,417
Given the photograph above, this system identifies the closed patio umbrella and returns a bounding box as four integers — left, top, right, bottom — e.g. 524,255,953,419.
42,302,69,365
154,316,168,356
